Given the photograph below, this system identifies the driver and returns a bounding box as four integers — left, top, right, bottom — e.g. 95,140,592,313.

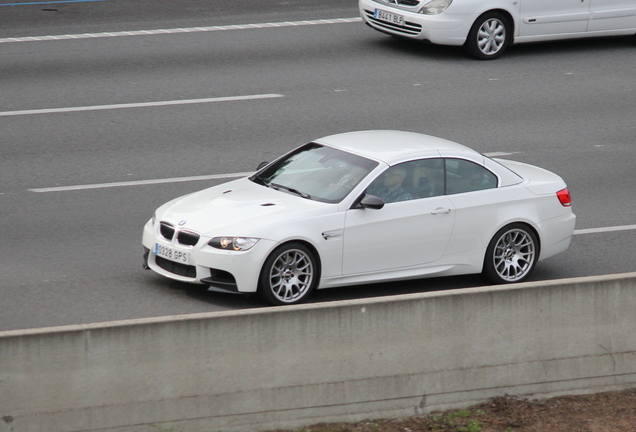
374,166,412,203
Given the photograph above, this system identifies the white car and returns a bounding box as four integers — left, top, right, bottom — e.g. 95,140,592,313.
359,0,636,59
142,130,575,305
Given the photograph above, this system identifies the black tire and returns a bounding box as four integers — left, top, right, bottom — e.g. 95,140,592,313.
484,223,539,284
258,242,319,305
464,12,511,60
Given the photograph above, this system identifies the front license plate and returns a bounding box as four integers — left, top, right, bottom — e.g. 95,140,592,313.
154,243,190,264
374,9,405,27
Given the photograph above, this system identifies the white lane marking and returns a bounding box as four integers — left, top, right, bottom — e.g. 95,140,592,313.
0,0,109,5
0,94,284,117
28,172,253,193
574,225,636,235
0,18,362,43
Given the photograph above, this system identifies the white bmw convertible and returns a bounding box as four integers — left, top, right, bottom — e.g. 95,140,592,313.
142,130,575,305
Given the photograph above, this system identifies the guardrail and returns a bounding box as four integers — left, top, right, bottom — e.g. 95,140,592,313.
1,273,635,432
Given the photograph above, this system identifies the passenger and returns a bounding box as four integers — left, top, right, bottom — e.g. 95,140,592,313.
458,161,494,192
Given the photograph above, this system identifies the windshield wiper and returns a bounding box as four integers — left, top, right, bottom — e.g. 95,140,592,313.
270,183,311,199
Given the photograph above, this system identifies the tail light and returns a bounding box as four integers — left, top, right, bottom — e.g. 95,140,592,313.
556,188,571,207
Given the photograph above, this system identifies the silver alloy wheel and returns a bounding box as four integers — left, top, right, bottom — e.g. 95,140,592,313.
268,248,314,303
477,18,507,56
492,228,536,282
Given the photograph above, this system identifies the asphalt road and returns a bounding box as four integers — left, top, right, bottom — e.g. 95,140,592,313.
1,0,635,331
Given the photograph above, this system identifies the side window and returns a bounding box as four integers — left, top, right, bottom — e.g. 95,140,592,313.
445,159,497,195
367,163,414,203
366,158,445,203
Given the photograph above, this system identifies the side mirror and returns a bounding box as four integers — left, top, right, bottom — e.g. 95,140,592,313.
257,161,269,170
355,194,384,210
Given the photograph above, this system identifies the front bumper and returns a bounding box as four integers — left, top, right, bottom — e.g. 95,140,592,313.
359,0,472,46
142,218,276,293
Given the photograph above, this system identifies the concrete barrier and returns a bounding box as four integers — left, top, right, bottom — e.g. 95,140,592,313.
1,273,635,432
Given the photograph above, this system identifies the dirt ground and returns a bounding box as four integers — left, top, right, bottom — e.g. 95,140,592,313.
268,388,636,432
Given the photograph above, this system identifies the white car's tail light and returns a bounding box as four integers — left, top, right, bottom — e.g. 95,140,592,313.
556,188,572,207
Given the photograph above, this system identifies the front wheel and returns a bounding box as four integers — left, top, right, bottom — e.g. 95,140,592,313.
259,243,319,305
464,12,511,60
484,223,539,284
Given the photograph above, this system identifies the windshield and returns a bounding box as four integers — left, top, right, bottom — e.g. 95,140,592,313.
250,143,379,203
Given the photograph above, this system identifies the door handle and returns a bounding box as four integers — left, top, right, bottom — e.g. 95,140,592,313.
431,207,451,215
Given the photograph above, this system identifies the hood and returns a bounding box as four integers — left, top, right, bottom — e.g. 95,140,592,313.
156,177,332,237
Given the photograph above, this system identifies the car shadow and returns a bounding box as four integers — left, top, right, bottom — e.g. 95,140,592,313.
148,276,264,308
506,35,636,58
308,274,483,304
152,272,484,308
364,33,635,62
368,36,468,61
150,261,573,309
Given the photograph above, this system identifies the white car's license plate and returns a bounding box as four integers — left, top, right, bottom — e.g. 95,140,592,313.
374,9,405,27
155,243,190,264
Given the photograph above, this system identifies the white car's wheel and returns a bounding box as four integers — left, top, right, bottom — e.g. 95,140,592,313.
464,12,511,60
259,243,318,305
484,224,539,283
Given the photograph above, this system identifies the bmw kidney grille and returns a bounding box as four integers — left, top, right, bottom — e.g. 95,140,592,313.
159,221,200,246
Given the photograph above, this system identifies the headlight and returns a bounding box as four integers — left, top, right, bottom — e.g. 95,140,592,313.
209,237,260,251
419,0,452,14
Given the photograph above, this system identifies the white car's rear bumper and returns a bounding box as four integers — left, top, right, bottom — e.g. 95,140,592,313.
537,211,577,261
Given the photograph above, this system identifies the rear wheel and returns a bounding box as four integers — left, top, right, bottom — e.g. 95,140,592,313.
484,223,538,283
259,243,318,305
464,12,511,60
